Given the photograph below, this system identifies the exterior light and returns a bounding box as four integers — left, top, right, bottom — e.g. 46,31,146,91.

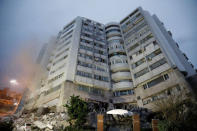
10,79,18,85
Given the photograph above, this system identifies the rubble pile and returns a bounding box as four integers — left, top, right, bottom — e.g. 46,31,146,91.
13,108,69,131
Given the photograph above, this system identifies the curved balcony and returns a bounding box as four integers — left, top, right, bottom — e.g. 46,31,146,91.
110,55,127,60
105,26,120,32
107,36,122,41
110,63,130,72
112,72,132,81
109,47,125,55
113,81,134,90
105,22,119,27
110,55,127,64
105,22,120,31
106,31,121,38
108,41,122,46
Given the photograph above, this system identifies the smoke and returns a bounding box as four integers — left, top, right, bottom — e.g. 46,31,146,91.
0,35,57,95
7,39,44,93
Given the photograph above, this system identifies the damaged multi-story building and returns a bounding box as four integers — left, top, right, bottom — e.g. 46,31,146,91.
25,7,196,111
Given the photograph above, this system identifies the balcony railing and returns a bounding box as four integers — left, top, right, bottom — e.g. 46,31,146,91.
112,72,132,81
107,36,122,41
110,63,130,72
109,48,125,54
106,31,121,38
113,81,134,90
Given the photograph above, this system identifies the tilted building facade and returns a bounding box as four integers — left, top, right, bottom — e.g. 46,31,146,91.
25,7,196,111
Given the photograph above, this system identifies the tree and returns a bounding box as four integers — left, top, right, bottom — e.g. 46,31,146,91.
153,88,197,131
64,95,88,129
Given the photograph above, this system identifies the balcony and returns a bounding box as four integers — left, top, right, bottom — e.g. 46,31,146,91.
106,31,121,38
105,22,119,27
110,55,127,61
105,23,120,31
107,36,122,41
112,72,132,81
109,48,125,54
110,63,130,72
113,81,134,90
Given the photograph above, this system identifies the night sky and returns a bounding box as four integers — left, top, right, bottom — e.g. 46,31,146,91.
0,0,197,86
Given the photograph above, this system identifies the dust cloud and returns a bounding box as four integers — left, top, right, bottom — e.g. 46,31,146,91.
7,40,44,93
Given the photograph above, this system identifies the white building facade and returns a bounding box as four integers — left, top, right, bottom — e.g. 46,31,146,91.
25,7,196,111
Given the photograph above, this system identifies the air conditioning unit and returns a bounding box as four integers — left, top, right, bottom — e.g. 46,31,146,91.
137,96,141,100
147,57,152,61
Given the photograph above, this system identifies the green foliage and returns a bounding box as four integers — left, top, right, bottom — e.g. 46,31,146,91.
153,88,197,131
156,99,197,131
64,95,88,129
158,120,171,131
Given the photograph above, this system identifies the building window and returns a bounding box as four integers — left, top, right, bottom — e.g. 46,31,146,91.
164,74,169,80
62,20,75,34
81,32,92,38
167,90,171,96
96,66,106,72
94,57,106,63
143,84,148,89
48,73,64,83
55,48,69,58
50,64,65,74
77,60,106,72
57,41,71,51
134,68,149,78
80,44,107,56
90,88,103,95
60,35,72,45
81,38,92,45
113,89,134,97
149,58,167,70
53,55,68,65
78,84,104,95
61,30,73,39
131,58,145,69
78,52,93,60
77,61,92,68
140,33,153,44
94,74,109,82
142,85,180,105
143,74,169,89
147,76,164,88
44,85,61,96
127,43,139,52
129,56,133,60
109,52,126,57
76,71,92,78
146,49,162,61
78,85,89,92
153,40,158,46
123,21,147,37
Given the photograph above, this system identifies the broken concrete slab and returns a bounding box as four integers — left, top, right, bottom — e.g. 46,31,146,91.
33,121,47,129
